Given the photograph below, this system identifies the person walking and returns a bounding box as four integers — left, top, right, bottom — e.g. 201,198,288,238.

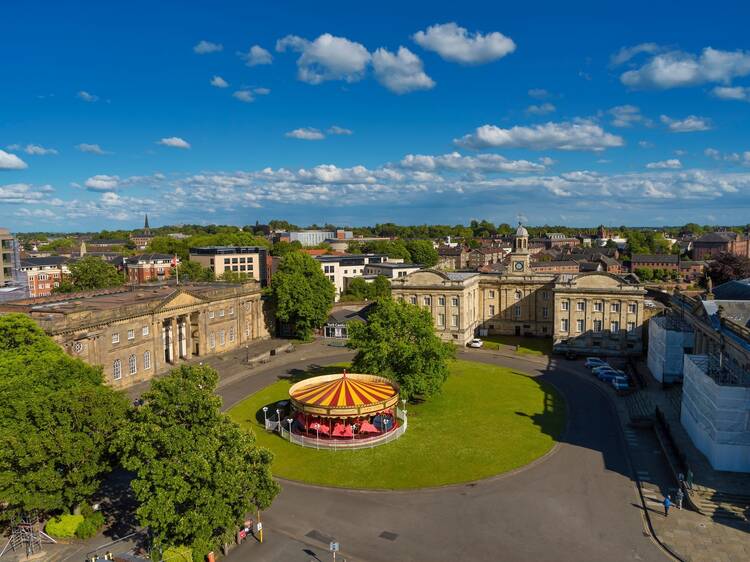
663,495,671,517
676,487,684,510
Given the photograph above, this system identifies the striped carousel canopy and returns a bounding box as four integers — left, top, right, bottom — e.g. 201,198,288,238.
289,371,399,417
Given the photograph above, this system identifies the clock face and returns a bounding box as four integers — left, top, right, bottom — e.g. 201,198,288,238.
514,261,524,271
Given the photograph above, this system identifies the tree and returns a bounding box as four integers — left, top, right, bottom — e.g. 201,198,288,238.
270,252,335,339
347,299,454,400
405,240,439,267
115,365,279,560
343,277,371,300
177,260,214,282
219,270,253,283
705,252,750,287
55,256,125,293
270,240,302,257
0,315,128,520
371,275,391,298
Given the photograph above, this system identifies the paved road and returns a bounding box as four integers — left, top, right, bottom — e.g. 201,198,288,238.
217,346,667,562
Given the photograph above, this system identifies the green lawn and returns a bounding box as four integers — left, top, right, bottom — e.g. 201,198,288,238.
481,335,553,356
228,359,565,489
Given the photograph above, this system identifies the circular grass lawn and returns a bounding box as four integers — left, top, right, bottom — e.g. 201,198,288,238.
228,359,565,489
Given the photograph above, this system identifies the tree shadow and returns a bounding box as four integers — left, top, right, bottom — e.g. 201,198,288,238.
279,364,344,383
92,468,149,552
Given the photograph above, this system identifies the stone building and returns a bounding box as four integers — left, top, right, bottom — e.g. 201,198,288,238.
130,214,155,250
0,282,269,389
392,223,646,355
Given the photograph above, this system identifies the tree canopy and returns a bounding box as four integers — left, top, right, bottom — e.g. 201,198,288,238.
340,275,391,301
347,298,454,400
55,255,125,293
177,260,214,282
115,365,279,560
405,240,439,267
0,314,128,519
269,252,335,339
705,252,750,287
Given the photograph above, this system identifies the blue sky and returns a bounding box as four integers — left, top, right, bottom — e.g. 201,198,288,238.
2,0,750,232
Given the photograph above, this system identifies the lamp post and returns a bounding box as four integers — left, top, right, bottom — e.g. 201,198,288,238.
276,409,280,432
286,418,293,442
262,406,268,430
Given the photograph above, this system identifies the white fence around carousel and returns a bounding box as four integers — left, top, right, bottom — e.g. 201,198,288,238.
266,408,408,450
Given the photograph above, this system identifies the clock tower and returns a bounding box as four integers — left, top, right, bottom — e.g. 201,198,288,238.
509,221,530,274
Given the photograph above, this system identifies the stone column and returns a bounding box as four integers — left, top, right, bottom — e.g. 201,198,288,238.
184,314,193,359
170,316,178,363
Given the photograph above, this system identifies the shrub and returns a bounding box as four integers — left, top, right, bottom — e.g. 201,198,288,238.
46,514,84,539
163,546,192,561
75,511,105,539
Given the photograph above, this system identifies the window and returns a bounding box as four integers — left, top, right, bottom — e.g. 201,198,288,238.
514,305,521,318
113,359,122,380
143,351,151,370
438,296,445,306
128,354,137,375
594,301,603,312
611,321,620,332
209,311,215,319
560,319,569,332
576,319,584,332
593,320,602,332
542,306,549,319
423,296,431,306
627,322,636,332
324,265,335,274
128,329,135,340
542,291,550,300
452,297,459,307
232,257,238,264
576,301,585,312
210,332,216,348
229,326,235,342
239,257,246,263
515,290,522,301
489,305,496,316
561,300,569,311
489,290,495,299
410,296,417,305
142,326,149,337
229,307,234,315
219,330,225,345
112,333,120,344
224,258,230,265
611,302,620,313
451,314,459,327
628,303,637,314
329,275,335,282
232,265,238,271
219,309,225,317
437,313,445,326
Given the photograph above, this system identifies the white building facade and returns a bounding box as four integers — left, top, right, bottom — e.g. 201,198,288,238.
647,314,695,384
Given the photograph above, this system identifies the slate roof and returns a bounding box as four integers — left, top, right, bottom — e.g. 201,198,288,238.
631,254,679,264
20,256,69,268
126,253,174,264
712,278,750,301
696,231,738,243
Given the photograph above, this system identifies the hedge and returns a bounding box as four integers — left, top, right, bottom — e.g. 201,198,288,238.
46,514,84,539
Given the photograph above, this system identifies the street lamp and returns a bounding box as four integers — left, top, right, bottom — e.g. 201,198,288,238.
286,418,293,442
276,409,280,432
262,406,268,430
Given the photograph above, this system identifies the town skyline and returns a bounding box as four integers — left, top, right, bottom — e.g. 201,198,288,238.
3,0,750,231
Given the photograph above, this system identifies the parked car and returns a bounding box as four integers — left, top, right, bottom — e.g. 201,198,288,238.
611,378,631,391
585,357,608,368
592,365,616,375
468,338,484,348
597,370,628,383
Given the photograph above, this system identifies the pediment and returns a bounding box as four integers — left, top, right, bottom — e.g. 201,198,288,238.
399,270,451,285
157,290,206,311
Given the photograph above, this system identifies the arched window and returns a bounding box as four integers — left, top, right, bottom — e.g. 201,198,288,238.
128,354,137,375
113,359,122,380
143,350,151,370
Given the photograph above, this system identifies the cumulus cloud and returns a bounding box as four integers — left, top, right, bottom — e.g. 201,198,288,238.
412,22,515,64
399,152,546,173
210,75,229,88
526,102,555,115
76,143,108,155
158,137,191,149
254,87,271,95
328,126,353,135
609,42,663,66
77,90,99,102
712,85,750,102
621,47,750,89
232,90,254,103
705,148,750,165
285,128,325,140
14,144,58,155
372,47,435,94
528,88,550,99
84,174,120,191
608,105,651,127
454,120,624,151
0,183,52,203
0,150,28,170
193,40,223,54
276,33,370,84
239,45,273,66
660,114,712,133
646,159,682,169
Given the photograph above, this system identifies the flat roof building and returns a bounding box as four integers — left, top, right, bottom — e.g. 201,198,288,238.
189,246,269,285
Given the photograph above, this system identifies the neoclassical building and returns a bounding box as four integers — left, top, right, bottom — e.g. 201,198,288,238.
392,224,646,356
0,282,270,388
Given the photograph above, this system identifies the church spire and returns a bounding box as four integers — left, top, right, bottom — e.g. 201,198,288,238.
143,214,151,235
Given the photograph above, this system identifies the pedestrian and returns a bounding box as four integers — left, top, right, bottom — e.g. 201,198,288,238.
663,495,671,517
676,487,684,510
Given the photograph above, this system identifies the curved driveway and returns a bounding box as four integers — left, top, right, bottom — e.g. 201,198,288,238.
221,346,667,562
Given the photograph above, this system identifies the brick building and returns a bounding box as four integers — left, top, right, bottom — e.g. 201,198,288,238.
125,253,177,284
19,256,70,297
692,231,750,260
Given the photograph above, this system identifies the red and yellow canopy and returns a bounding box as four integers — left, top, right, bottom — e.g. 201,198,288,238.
289,372,399,417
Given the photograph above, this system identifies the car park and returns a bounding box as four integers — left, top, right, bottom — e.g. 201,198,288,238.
585,357,608,368
468,338,484,348
592,365,616,375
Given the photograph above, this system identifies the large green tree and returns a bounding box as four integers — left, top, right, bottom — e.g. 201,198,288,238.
0,315,128,519
55,255,125,293
177,260,214,282
270,252,335,339
405,240,439,267
115,365,279,560
347,298,454,400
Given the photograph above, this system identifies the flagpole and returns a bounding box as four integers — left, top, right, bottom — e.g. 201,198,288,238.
174,255,179,285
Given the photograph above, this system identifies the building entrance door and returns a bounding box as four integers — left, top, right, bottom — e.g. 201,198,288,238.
515,326,521,336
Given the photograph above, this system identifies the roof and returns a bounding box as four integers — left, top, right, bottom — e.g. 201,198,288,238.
515,223,529,237
289,372,399,415
20,256,69,268
364,262,421,269
445,272,480,281
712,278,750,301
702,299,750,329
695,231,739,243
532,260,579,267
126,253,174,263
437,246,465,256
631,254,679,264
599,255,620,266
189,246,267,254
86,239,129,245
327,303,373,324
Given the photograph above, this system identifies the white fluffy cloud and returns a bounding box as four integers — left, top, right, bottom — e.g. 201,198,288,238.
76,143,107,155
455,120,624,151
77,90,99,102
705,148,750,165
712,85,750,102
193,40,223,54
413,22,515,65
254,87,271,95
285,128,325,140
646,159,682,169
158,137,191,149
10,144,58,155
0,183,52,203
399,152,546,173
210,75,229,88
84,174,120,191
660,114,712,133
276,33,371,84
372,47,435,94
232,90,254,103
239,45,273,66
328,126,353,135
526,102,555,115
608,105,651,127
621,47,750,89
609,43,662,66
0,150,28,170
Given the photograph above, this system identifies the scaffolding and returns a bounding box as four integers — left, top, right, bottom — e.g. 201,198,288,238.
0,513,57,559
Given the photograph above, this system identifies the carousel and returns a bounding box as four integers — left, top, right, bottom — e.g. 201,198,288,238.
269,371,407,449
